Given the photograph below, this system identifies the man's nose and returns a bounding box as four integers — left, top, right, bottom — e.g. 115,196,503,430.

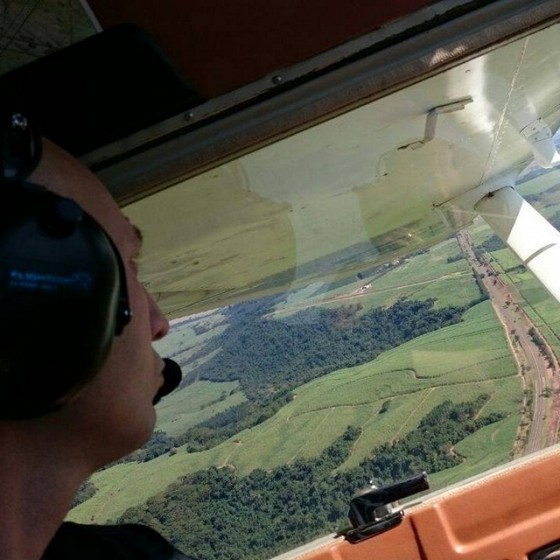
149,293,170,341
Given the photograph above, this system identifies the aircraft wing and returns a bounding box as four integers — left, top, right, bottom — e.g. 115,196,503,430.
2,1,560,318
121,21,560,318
104,10,560,318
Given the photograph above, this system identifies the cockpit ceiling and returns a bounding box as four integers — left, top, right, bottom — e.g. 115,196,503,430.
0,0,442,96
125,22,560,319
3,1,559,205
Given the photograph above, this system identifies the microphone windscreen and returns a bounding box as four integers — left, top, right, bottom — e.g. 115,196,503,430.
153,358,182,405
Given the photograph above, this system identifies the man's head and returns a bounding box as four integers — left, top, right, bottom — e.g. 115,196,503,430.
1,138,170,469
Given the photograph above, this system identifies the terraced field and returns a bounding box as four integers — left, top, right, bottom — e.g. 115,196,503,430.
70,299,519,524
156,380,246,437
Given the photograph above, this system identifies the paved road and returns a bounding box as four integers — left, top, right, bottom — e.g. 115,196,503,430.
456,231,558,454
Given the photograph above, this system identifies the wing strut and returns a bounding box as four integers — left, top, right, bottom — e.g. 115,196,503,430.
475,186,560,303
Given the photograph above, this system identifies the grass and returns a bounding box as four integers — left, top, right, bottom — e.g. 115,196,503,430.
278,236,481,314
154,310,228,365
370,302,513,380
68,156,560,540
271,234,483,317
430,412,520,488
70,300,520,524
357,238,479,308
155,380,246,437
75,210,560,525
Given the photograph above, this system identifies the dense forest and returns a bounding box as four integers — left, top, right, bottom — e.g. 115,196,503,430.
477,234,506,253
183,298,465,400
167,298,467,453
118,395,503,560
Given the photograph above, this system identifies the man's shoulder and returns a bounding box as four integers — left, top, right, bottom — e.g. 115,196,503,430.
42,521,195,560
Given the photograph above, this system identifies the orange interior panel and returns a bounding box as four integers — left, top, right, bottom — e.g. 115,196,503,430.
294,448,560,560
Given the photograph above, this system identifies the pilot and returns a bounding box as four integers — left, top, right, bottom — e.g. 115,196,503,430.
0,120,189,559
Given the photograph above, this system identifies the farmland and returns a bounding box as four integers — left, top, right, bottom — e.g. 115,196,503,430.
69,172,560,548
70,296,519,524
272,237,480,314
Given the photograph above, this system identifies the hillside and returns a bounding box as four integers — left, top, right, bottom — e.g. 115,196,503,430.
118,397,504,560
69,187,560,559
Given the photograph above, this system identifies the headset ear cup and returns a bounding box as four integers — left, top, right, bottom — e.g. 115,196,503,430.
0,182,131,418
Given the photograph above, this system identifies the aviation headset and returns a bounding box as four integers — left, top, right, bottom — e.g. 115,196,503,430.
0,112,133,419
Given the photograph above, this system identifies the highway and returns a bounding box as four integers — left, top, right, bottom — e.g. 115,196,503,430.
456,231,560,454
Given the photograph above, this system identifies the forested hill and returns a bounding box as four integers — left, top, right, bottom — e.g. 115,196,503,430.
118,395,503,560
184,298,466,400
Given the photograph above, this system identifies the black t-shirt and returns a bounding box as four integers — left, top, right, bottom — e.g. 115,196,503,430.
42,522,194,560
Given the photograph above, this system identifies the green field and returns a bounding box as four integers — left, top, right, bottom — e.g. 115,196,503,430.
430,412,521,488
154,310,228,366
65,150,560,559
518,167,560,197
70,300,520,524
356,238,480,310
71,199,560,529
274,236,481,315
155,380,246,437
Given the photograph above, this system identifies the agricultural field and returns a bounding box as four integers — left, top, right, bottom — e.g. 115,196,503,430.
155,380,246,437
517,167,560,198
155,309,228,366
65,151,560,560
355,239,479,310
273,236,480,315
430,412,521,489
70,296,520,524
69,196,539,529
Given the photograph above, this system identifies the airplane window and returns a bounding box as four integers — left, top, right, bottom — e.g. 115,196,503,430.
67,21,560,560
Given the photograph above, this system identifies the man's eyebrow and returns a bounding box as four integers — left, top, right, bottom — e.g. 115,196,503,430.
127,221,144,256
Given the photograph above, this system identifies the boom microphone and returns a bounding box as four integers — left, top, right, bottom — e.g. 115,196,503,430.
153,358,182,405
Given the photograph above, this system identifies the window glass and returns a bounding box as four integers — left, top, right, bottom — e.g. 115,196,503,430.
69,22,560,560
